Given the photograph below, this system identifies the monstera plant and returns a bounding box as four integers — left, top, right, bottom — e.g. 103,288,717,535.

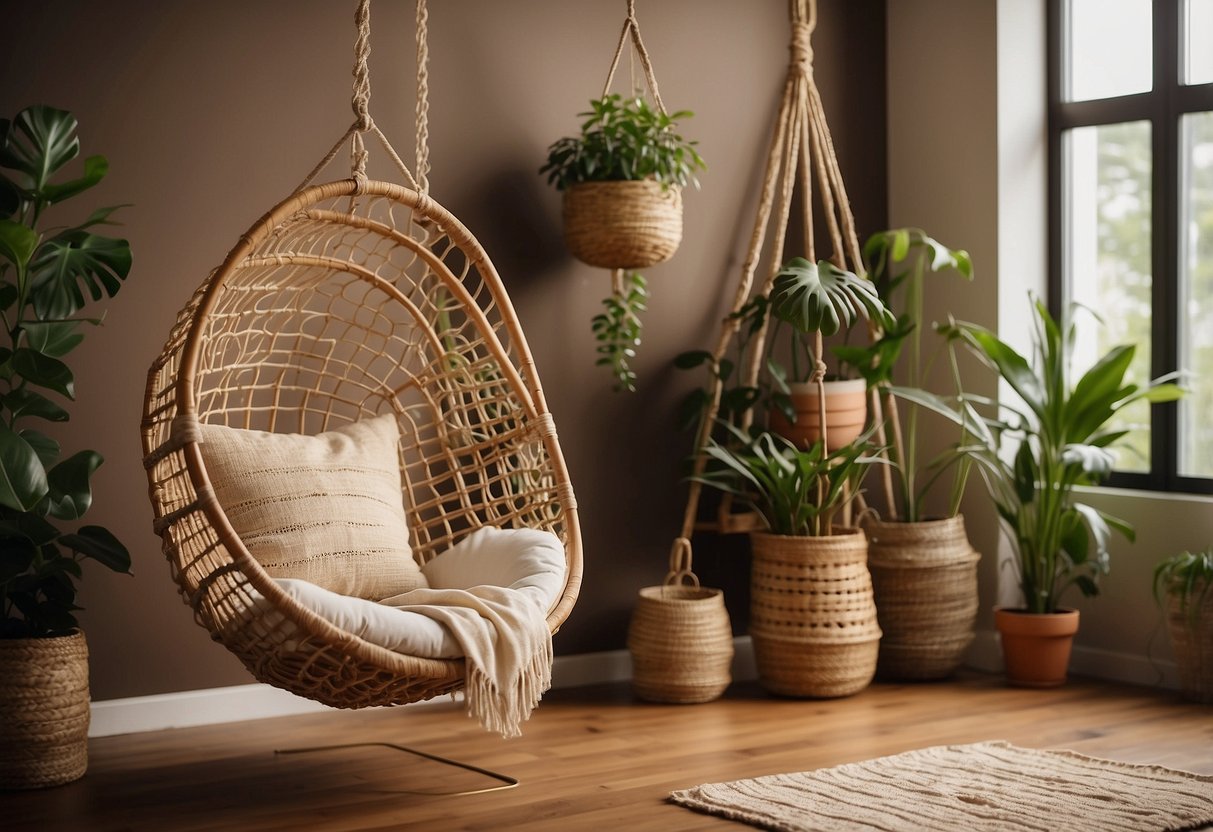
0,105,132,640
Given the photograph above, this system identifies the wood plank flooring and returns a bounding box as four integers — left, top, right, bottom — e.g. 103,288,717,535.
4,671,1211,831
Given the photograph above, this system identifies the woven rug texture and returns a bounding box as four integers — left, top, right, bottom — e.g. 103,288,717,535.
670,741,1213,832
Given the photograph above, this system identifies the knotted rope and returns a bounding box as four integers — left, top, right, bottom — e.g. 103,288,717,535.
673,0,877,552
297,0,430,195
601,0,668,116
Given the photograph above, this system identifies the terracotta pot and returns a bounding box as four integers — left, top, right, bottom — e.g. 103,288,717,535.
769,379,867,451
562,180,683,269
994,607,1079,688
749,529,881,698
0,630,91,789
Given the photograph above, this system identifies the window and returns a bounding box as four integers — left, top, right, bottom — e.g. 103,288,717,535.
1049,0,1213,492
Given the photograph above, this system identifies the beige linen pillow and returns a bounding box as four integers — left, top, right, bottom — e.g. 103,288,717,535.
197,414,426,599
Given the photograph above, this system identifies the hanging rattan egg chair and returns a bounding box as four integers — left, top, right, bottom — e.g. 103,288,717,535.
140,0,581,711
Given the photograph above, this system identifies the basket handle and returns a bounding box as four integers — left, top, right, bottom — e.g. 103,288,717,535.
663,536,700,588
600,0,668,117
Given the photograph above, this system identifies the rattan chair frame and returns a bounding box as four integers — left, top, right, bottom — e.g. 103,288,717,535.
142,178,582,709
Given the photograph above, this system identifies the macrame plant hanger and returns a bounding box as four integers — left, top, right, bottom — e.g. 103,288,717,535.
667,0,893,581
142,0,581,792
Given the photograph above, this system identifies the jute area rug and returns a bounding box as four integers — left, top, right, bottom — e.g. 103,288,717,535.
670,741,1213,832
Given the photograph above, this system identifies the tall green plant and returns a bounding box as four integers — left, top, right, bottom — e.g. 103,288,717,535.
896,300,1183,613
832,228,973,522
0,105,132,638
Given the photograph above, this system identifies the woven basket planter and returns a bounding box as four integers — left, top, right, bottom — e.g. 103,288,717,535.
0,630,90,789
562,180,683,269
1165,593,1213,704
865,515,980,680
749,529,881,698
628,585,733,704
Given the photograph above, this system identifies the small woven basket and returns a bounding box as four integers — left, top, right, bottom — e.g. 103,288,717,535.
1166,592,1213,704
865,515,980,680
628,584,733,704
0,630,90,789
562,180,683,269
749,529,880,698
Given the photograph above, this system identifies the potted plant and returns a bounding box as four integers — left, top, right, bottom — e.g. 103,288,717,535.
693,424,887,698
0,105,132,788
900,299,1182,687
764,256,893,451
542,93,705,392
832,228,981,680
1153,548,1213,703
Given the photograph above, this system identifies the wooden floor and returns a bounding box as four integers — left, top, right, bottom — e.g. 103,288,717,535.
4,671,1211,831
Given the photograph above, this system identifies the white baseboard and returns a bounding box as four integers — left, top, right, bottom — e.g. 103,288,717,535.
89,637,758,738
965,628,1179,690
91,633,1179,738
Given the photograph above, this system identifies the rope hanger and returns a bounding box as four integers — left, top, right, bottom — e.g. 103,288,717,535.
666,0,885,582
297,0,432,195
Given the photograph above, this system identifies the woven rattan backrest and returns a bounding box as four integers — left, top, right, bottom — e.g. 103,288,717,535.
143,180,582,644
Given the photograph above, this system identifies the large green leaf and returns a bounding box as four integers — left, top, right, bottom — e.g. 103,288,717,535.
3,388,70,422
770,257,892,336
58,525,131,573
1066,344,1134,442
23,320,85,357
0,106,81,192
12,348,74,399
30,229,131,319
0,422,49,511
955,324,1045,422
19,429,60,468
0,172,20,218
0,217,38,274
40,154,108,205
44,450,102,520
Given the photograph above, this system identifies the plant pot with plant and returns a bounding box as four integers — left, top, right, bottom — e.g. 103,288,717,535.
694,423,888,698
0,105,132,789
832,228,981,680
900,299,1182,687
1153,548,1213,703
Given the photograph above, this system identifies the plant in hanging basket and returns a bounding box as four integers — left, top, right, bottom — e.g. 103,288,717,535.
897,299,1183,685
1153,548,1213,703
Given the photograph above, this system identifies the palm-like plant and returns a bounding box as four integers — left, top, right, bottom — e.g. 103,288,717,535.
692,423,887,537
896,300,1183,613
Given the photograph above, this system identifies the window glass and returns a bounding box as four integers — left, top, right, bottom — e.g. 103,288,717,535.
1065,121,1153,471
1180,112,1213,476
1184,0,1213,85
1066,0,1153,102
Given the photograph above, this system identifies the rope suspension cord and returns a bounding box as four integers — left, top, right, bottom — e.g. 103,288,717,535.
667,0,892,568
601,0,668,116
296,0,431,195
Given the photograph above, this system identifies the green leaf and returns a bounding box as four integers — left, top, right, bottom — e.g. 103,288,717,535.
29,229,131,318
19,429,60,468
3,388,70,422
770,257,893,336
0,172,20,218
40,154,107,205
58,525,131,573
674,350,713,370
0,506,59,545
44,450,102,520
0,537,37,580
0,422,49,511
0,217,38,274
0,106,81,192
12,348,74,399
22,320,85,357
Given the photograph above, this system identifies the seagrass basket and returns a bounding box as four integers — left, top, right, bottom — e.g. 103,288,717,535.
749,529,880,698
0,631,90,789
1166,592,1213,704
865,515,980,680
628,584,733,704
562,180,683,269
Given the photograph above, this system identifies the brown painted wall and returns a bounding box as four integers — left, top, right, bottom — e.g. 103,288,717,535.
1,0,886,700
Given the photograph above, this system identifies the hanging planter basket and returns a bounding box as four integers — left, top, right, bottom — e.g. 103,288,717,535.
864,515,980,680
749,529,880,698
563,180,683,270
